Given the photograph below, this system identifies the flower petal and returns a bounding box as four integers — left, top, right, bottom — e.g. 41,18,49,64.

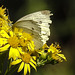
17,47,24,54
30,41,34,51
42,43,49,49
9,47,21,60
0,30,9,38
11,59,22,65
0,38,7,47
24,63,28,75
30,59,36,65
0,44,10,52
27,64,30,74
18,62,24,72
58,54,67,61
32,56,36,60
29,62,37,71
9,31,13,37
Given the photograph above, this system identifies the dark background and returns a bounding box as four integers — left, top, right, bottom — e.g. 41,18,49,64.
0,0,75,75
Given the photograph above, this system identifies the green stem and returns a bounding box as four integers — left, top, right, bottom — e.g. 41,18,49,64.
4,69,8,75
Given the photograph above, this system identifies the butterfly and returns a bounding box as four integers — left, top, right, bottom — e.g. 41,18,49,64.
12,10,53,49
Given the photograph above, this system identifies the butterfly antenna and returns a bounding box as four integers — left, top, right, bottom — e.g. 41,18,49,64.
6,9,10,20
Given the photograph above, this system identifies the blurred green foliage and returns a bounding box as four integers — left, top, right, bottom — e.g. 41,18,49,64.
0,0,75,75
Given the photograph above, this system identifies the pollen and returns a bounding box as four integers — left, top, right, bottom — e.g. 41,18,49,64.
21,53,31,63
8,35,19,48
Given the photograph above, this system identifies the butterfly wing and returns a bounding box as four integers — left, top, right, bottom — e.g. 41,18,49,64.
13,20,43,49
13,10,53,49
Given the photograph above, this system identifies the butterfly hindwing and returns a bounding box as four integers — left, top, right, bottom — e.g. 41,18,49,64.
13,20,43,49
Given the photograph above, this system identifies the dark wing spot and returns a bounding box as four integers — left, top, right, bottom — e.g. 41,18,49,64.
39,21,42,24
32,27,34,30
31,27,34,35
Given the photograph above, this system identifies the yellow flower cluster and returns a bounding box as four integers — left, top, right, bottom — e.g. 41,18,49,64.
0,6,36,75
0,6,66,75
38,43,66,65
0,28,36,75
0,6,11,32
49,43,67,62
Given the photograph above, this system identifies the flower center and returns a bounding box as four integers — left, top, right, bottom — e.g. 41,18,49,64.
21,53,31,63
8,36,19,48
19,38,28,47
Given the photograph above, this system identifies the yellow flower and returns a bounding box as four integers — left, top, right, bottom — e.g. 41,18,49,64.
19,32,35,52
48,43,67,62
0,6,11,31
0,27,35,60
0,6,9,21
0,29,21,60
38,43,66,62
48,43,61,53
13,27,35,52
11,49,37,75
38,44,49,54
42,43,49,49
0,18,11,32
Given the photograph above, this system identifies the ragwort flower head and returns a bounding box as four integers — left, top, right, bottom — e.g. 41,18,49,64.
0,6,8,21
0,18,11,32
0,26,36,75
11,49,37,75
0,6,11,31
48,43,67,62
37,43,66,66
0,27,35,60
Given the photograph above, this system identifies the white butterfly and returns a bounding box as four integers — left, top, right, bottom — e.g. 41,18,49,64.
13,10,53,49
